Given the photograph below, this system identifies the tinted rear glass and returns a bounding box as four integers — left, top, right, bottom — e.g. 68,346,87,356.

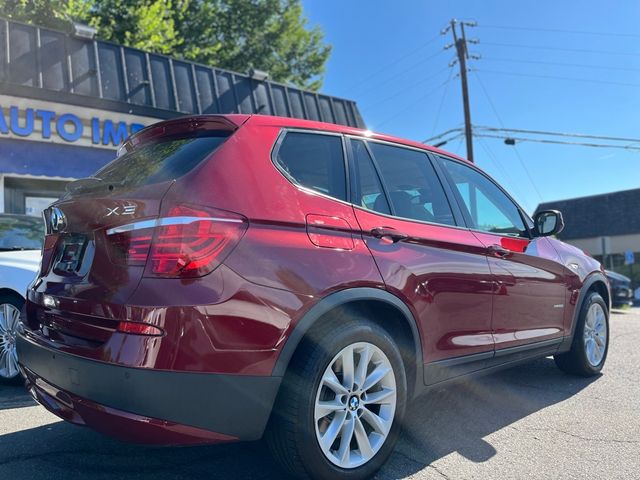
368,142,456,226
95,131,230,188
275,132,347,201
0,215,43,250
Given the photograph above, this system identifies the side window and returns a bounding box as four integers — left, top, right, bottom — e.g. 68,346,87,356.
367,142,456,226
275,132,347,201
439,157,527,236
351,140,391,215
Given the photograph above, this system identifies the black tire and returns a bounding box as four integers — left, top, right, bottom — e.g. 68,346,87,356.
554,292,609,377
0,291,25,385
266,314,407,480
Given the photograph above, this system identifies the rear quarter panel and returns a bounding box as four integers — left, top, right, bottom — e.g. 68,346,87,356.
168,120,385,298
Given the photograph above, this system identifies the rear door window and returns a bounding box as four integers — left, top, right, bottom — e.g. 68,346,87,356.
350,140,391,215
367,142,456,226
275,132,347,202
95,131,230,188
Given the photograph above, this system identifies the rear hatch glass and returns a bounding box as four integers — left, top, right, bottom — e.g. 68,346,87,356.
94,132,229,189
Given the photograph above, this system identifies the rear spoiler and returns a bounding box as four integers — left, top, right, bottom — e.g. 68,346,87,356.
117,115,250,157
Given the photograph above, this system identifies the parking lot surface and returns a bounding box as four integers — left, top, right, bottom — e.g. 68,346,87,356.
1,310,639,479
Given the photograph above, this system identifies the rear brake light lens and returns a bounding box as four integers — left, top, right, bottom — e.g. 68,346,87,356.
108,229,153,266
106,205,247,277
147,205,247,278
117,321,164,336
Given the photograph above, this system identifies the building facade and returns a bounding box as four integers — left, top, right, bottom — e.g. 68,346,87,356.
0,17,365,215
536,188,640,284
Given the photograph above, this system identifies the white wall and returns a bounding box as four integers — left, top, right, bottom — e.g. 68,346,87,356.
567,234,640,256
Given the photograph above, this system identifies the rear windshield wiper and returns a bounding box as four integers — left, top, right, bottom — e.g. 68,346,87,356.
0,246,40,252
65,177,124,194
65,177,105,194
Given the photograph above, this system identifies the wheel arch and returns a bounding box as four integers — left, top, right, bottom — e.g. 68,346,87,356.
272,287,423,398
0,288,25,302
568,272,610,340
589,277,611,312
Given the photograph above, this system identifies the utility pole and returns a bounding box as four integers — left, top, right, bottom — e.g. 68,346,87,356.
443,19,477,162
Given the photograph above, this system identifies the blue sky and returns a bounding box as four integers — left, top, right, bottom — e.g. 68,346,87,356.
302,0,640,214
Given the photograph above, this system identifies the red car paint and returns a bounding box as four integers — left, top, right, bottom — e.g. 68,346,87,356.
17,114,607,446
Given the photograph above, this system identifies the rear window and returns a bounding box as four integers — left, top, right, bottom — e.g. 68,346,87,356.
94,131,230,188
275,132,347,201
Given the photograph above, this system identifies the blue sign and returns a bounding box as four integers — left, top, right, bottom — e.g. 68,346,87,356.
0,105,145,147
624,250,635,265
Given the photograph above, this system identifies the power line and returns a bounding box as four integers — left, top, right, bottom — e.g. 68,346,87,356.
361,66,450,111
429,125,640,151
472,71,544,202
479,24,640,39
482,41,640,57
424,127,464,144
475,133,640,151
474,126,640,144
431,132,465,148
451,135,465,156
477,69,640,88
375,76,454,129
477,137,532,212
356,50,447,97
429,67,455,138
344,34,442,91
511,146,543,203
482,57,640,73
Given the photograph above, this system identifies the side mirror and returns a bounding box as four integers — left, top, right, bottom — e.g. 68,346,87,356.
534,210,564,237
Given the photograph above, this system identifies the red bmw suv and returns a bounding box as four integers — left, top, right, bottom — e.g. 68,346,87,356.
17,114,610,479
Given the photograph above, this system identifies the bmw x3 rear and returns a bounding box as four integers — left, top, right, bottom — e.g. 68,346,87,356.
17,114,610,480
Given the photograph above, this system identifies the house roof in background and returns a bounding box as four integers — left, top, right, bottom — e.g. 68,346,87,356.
536,188,640,240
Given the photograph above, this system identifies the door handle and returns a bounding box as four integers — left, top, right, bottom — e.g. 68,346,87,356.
488,244,511,258
370,227,408,243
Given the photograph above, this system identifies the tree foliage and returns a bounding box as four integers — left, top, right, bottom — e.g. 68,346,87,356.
0,0,331,90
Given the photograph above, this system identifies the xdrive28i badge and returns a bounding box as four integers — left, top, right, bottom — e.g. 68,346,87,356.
48,207,67,233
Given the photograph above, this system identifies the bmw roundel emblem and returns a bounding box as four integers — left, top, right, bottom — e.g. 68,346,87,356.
49,207,67,233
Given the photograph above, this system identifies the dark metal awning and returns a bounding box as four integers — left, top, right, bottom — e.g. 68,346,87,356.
0,17,365,128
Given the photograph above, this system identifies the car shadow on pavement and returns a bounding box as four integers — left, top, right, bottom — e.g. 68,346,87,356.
0,385,36,411
0,358,597,480
379,357,598,478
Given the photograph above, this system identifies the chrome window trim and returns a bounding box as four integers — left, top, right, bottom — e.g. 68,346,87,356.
270,128,351,204
106,216,242,235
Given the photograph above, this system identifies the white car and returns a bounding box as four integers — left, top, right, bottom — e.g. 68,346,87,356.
0,214,42,383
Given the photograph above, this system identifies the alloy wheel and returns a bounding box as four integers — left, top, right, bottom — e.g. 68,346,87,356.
583,302,607,367
314,341,397,469
0,303,21,379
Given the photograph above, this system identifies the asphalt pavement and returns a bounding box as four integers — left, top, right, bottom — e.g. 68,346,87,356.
1,310,639,479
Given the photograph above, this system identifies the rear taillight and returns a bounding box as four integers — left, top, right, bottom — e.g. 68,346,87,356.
108,229,153,266
106,205,247,278
147,205,247,278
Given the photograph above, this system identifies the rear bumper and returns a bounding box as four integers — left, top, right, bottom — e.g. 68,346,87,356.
17,333,281,444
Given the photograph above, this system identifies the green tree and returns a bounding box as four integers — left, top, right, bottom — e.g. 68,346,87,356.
73,0,182,55
0,0,331,90
0,0,91,31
